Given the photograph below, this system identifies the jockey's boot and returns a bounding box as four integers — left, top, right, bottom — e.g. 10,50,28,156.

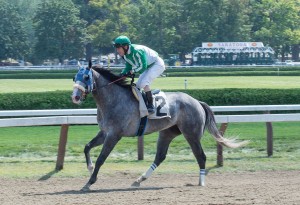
145,91,155,115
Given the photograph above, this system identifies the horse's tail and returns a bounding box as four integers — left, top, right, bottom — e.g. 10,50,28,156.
199,101,248,148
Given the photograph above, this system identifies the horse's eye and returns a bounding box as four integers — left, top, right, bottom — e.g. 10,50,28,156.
83,74,89,81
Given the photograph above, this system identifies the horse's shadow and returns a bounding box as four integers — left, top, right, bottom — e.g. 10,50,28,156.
38,165,222,182
34,170,169,196
59,186,165,194
23,186,168,196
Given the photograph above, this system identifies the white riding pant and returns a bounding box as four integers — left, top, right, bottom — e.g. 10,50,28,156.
136,57,165,89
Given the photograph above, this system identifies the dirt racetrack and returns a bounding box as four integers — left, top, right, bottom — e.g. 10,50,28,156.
1,170,300,205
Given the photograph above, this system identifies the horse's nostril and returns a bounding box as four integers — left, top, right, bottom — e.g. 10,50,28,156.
75,96,80,101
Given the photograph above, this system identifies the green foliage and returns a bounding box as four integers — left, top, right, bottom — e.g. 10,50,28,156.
87,0,134,50
0,73,74,79
2,66,300,79
0,0,29,61
164,66,300,77
1,0,299,63
165,71,300,77
34,0,87,63
179,88,300,106
0,69,76,79
165,66,300,73
1,89,300,110
0,91,96,110
250,0,300,59
131,0,182,56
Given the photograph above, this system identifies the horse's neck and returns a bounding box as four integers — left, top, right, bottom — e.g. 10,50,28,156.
93,73,135,116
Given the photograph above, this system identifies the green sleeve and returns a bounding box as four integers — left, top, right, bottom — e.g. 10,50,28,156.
121,62,132,74
134,49,147,73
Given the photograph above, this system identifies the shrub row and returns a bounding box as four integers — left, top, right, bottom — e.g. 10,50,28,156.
1,66,300,78
2,71,300,78
165,66,300,73
164,71,300,77
1,88,300,110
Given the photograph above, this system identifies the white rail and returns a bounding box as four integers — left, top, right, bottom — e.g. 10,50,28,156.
1,105,300,169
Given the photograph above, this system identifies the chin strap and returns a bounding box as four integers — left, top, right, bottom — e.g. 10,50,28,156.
122,45,129,55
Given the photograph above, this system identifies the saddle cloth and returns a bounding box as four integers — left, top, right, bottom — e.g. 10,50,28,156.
132,87,171,119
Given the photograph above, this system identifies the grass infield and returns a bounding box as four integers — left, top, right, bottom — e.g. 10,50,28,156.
1,75,300,178
1,76,300,93
0,123,299,178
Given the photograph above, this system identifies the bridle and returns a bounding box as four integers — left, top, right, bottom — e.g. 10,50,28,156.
74,61,135,102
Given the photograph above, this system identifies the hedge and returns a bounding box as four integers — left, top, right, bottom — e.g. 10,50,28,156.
1,89,300,110
164,71,300,77
1,66,300,79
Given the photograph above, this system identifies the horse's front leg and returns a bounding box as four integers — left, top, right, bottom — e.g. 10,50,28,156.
81,135,121,191
84,131,106,175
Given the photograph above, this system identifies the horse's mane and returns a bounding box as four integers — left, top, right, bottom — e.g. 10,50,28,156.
92,65,132,89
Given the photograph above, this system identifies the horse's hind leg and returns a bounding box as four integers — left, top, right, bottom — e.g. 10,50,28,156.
132,125,181,187
84,130,106,175
184,134,206,186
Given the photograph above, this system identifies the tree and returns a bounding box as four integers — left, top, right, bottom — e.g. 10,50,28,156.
133,0,252,60
11,0,41,63
86,0,136,62
251,0,300,60
34,0,87,63
72,0,107,60
0,0,29,61
184,0,251,42
130,0,181,57
88,0,134,47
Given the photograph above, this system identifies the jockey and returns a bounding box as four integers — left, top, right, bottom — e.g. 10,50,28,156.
113,35,165,114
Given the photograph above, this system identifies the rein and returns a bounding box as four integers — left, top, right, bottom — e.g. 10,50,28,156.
94,73,135,90
98,76,127,88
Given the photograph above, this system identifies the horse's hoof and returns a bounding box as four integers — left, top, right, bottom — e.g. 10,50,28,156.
81,184,91,192
131,181,140,187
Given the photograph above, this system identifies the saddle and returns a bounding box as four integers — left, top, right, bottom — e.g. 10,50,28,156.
132,87,171,120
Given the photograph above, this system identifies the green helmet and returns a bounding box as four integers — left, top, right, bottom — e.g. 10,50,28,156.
113,35,131,48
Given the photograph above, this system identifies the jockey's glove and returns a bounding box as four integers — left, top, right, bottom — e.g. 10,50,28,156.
120,72,134,78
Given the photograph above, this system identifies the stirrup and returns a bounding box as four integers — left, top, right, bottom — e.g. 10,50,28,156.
148,108,155,115
147,106,155,115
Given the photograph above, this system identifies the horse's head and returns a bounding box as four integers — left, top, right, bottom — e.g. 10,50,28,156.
72,61,94,104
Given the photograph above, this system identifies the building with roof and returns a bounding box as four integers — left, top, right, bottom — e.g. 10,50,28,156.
192,42,275,65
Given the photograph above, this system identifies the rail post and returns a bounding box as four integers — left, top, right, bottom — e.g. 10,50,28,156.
265,111,273,157
217,123,228,166
55,124,69,170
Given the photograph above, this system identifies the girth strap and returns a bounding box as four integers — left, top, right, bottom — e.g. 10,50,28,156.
136,116,148,136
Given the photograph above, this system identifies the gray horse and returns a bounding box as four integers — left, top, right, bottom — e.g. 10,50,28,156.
72,63,247,191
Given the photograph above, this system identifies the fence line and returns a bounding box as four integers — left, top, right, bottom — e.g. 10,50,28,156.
1,105,300,170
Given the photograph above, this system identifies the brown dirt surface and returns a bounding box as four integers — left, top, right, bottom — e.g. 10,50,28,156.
1,170,300,205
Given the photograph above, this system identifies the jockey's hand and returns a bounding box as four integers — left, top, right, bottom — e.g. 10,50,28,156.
119,73,127,77
126,72,135,78
119,72,132,78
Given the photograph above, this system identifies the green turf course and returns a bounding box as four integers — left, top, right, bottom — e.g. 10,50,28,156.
1,76,300,93
0,122,299,178
1,75,300,178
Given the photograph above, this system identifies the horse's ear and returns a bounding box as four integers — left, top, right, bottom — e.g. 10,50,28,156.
77,61,82,69
88,59,92,69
